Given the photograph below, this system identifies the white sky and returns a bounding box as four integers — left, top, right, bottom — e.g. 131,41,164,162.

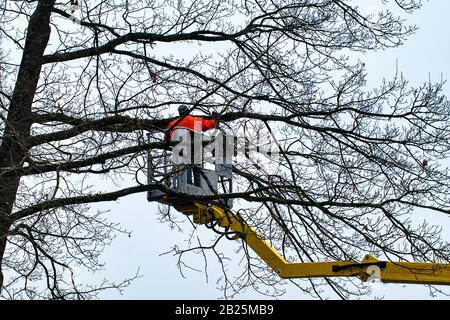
87,1,450,300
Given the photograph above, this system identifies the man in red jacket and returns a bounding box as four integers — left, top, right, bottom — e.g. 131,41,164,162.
166,105,217,138
167,105,219,187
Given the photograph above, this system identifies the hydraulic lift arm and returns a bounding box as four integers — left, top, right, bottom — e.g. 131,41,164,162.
177,202,450,285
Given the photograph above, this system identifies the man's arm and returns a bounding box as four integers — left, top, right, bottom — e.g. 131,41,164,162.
201,111,220,130
201,118,216,131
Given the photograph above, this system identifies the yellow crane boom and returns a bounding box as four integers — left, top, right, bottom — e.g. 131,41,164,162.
176,202,450,285
147,132,450,286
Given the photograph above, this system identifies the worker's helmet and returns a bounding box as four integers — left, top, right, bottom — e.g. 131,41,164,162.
178,105,190,115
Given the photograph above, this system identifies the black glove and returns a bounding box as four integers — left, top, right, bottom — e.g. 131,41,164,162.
211,111,219,120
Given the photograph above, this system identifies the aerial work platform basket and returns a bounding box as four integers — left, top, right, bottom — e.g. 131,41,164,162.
146,130,233,208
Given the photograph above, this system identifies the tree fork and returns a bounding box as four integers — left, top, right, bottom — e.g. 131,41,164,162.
0,0,56,290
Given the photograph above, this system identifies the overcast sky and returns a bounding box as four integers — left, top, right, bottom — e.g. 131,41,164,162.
76,1,450,300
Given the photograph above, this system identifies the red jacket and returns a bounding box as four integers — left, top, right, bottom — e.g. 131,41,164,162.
165,115,216,139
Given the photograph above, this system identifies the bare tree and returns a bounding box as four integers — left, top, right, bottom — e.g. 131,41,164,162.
0,0,449,299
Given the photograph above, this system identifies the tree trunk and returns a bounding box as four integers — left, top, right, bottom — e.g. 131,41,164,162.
0,0,55,291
